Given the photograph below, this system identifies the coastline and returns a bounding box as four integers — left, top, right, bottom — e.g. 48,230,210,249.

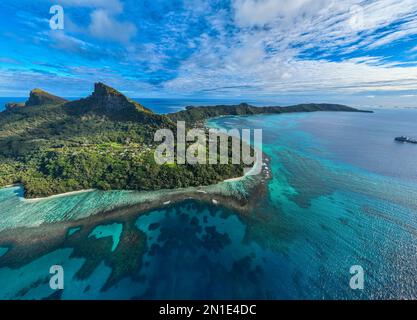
11,120,264,203
15,149,261,202
0,151,270,234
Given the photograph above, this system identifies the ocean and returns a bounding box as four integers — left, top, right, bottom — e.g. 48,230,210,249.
0,105,416,299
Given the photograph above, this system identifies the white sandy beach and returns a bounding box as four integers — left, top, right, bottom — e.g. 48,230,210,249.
23,189,96,202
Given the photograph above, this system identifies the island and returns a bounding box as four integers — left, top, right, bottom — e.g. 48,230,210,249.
0,82,369,199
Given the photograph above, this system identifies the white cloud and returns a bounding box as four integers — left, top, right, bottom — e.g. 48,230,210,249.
233,0,319,27
88,9,136,43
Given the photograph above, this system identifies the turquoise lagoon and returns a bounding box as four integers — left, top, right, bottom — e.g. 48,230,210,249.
0,108,416,299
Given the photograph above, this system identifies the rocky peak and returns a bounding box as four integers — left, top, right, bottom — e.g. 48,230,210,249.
92,82,122,99
3,89,66,112
90,82,151,113
25,88,67,107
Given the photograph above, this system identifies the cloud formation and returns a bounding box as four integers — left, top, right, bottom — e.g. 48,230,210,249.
163,0,417,99
1,0,417,106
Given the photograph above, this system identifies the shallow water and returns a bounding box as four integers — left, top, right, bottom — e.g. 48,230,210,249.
0,109,416,299
89,223,123,252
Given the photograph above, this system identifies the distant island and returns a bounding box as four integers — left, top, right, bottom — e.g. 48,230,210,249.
0,82,370,198
167,102,372,123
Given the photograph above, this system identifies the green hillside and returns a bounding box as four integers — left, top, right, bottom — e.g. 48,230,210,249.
0,83,244,198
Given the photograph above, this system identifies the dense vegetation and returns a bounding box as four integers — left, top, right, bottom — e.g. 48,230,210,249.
0,83,244,198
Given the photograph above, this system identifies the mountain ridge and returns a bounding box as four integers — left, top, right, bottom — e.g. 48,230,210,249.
3,84,371,125
0,83,243,198
0,82,373,198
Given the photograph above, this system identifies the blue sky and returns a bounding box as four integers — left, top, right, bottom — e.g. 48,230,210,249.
1,0,417,107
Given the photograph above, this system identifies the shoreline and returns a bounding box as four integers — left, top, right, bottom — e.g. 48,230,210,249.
8,142,263,203
22,189,96,202
11,162,255,202
0,150,270,234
